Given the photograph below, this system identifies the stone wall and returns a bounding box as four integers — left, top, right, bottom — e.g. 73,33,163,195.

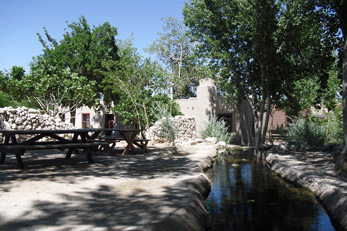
0,107,74,142
147,116,197,143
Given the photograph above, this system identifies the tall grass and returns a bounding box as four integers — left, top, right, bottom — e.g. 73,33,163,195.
200,112,236,143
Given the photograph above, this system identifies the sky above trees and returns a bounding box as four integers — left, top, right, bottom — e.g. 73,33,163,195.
0,0,187,72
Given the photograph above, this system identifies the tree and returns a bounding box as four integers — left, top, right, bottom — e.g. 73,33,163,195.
103,36,181,131
0,63,96,117
146,17,214,98
0,66,26,102
183,0,341,147
33,16,120,124
324,0,347,171
35,16,119,101
25,63,96,118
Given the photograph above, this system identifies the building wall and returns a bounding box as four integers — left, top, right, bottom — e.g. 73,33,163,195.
64,102,113,129
175,79,254,145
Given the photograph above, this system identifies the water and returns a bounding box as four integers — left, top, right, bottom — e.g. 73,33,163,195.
205,149,337,231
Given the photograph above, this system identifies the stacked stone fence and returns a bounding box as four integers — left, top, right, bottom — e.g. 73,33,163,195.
0,107,74,142
147,116,197,143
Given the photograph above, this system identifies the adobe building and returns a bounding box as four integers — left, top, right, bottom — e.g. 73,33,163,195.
175,79,287,145
64,78,287,145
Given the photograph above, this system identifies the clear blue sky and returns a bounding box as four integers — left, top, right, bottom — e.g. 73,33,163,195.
0,0,188,72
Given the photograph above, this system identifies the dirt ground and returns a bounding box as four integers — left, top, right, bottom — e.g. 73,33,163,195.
0,142,218,231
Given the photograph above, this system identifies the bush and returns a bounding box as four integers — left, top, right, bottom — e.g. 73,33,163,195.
157,105,177,145
285,118,326,150
312,105,343,145
200,112,236,143
0,91,16,107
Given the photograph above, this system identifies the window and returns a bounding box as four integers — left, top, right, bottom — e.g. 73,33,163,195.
82,113,90,128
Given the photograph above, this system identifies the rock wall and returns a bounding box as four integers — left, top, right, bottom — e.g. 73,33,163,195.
147,116,197,143
0,107,74,142
266,152,347,230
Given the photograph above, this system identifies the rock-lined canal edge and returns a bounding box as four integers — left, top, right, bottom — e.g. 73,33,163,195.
266,152,347,231
140,144,218,231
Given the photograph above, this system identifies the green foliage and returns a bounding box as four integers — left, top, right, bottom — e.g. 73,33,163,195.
145,17,214,98
26,66,97,116
312,105,343,145
282,76,321,116
0,91,16,107
183,0,341,146
104,35,181,130
200,113,236,144
113,89,181,128
285,118,326,150
35,16,119,103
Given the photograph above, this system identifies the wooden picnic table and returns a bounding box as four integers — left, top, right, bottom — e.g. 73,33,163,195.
0,128,146,169
89,128,148,155
0,129,112,169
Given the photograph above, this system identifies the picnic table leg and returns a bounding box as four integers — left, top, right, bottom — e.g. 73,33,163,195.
101,143,115,156
120,131,138,155
133,140,149,153
140,140,148,153
15,150,25,169
15,154,25,169
0,136,11,164
86,149,94,163
0,152,6,164
66,133,79,159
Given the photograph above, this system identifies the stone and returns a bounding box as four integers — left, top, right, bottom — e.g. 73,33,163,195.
205,137,217,144
277,142,288,151
28,108,38,114
0,107,75,141
147,116,197,143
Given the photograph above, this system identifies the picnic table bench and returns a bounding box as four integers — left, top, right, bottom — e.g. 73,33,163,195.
94,135,149,155
0,129,113,169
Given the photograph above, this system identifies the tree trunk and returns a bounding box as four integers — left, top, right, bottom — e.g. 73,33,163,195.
261,96,271,144
255,93,266,149
333,0,347,172
338,39,347,172
70,109,76,127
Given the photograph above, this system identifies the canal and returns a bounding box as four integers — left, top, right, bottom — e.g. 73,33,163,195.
205,149,337,231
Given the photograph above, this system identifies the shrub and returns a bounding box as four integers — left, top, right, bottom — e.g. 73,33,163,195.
285,118,326,150
157,105,177,145
200,112,236,143
312,105,343,145
0,91,16,107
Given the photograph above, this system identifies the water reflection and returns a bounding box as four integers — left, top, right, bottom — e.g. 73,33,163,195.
205,149,336,231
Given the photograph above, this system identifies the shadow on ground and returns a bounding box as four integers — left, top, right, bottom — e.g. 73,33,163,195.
0,145,202,230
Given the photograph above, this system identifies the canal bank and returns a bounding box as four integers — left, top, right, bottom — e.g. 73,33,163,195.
266,149,347,231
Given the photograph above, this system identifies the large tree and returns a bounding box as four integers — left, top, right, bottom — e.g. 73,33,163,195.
184,0,341,147
32,16,120,124
146,17,214,98
103,36,181,131
327,0,347,171
0,64,96,118
34,16,120,104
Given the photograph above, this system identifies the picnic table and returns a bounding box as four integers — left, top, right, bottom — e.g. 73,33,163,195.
92,128,149,155
0,128,148,169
